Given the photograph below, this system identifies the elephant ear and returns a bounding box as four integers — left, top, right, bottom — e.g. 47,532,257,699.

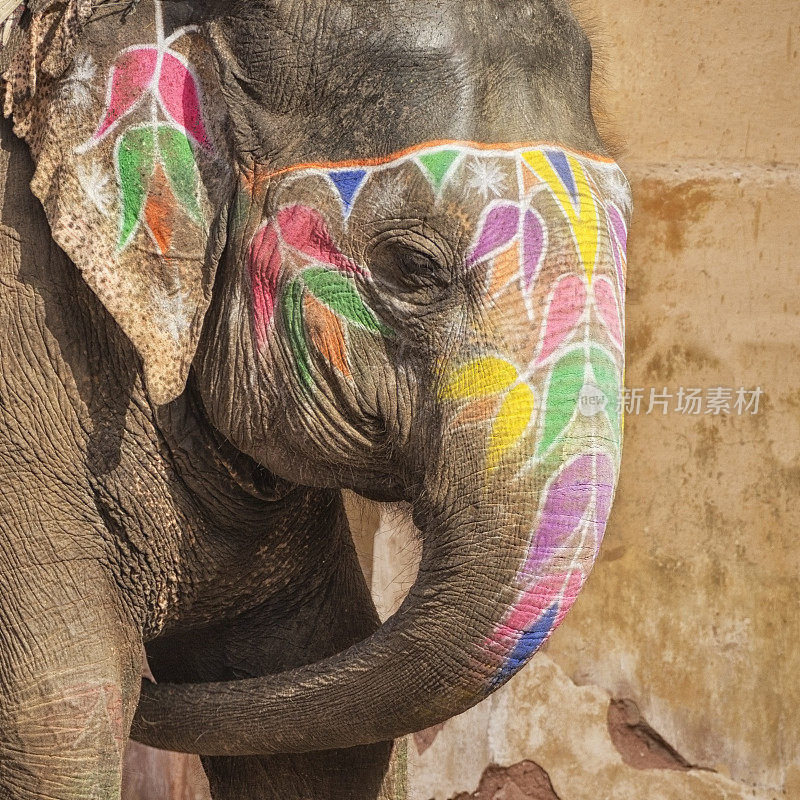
2,0,233,404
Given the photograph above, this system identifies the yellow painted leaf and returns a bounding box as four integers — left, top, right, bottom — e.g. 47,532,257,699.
439,356,517,401
521,149,600,282
487,383,535,469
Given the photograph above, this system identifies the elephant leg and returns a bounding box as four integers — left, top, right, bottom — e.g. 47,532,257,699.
0,561,142,800
145,503,392,800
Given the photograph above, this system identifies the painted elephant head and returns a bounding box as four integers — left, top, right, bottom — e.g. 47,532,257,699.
4,0,630,753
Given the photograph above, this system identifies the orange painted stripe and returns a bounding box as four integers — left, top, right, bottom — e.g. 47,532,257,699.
255,139,616,182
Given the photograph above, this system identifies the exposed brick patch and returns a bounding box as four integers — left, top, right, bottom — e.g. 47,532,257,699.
607,698,694,771
446,761,560,800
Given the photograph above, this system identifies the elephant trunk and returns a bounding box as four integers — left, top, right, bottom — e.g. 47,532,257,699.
131,426,616,755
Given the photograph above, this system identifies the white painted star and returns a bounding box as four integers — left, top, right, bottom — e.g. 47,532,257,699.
76,161,113,217
153,289,193,345
61,53,97,109
466,158,506,200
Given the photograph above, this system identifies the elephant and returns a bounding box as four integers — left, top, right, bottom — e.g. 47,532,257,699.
0,0,630,798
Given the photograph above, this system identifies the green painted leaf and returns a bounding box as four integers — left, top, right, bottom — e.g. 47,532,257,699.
116,126,156,249
536,346,586,456
418,149,460,189
302,267,393,337
158,125,202,223
281,278,312,390
590,345,622,447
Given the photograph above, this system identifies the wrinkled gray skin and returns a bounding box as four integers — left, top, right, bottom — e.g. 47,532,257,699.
0,1,613,798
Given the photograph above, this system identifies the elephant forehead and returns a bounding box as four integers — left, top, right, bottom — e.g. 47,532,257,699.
249,140,630,246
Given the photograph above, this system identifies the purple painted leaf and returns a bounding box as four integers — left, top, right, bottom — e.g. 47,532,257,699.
88,47,157,144
520,453,615,578
522,209,546,289
158,50,212,150
606,202,628,293
535,274,586,364
606,202,628,251
466,203,520,267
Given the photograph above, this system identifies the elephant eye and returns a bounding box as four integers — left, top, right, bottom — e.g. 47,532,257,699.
398,247,445,286
371,233,453,294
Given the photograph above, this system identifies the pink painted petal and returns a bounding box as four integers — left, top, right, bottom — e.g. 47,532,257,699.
276,205,362,273
492,570,583,650
593,276,623,347
521,453,615,578
466,203,520,267
158,50,212,150
89,47,157,144
522,209,546,289
249,222,281,347
553,570,585,627
535,274,587,363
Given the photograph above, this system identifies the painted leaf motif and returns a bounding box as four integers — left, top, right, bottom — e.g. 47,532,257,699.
497,571,583,644
88,47,157,145
453,396,501,427
305,295,351,378
606,202,628,251
487,383,535,470
536,346,586,456
492,602,558,686
157,50,212,149
606,202,628,293
144,163,174,254
116,126,156,249
488,569,583,687
302,267,391,336
593,276,622,347
439,356,517,402
522,209,546,289
487,242,520,296
536,275,587,364
589,346,622,447
248,222,281,346
520,453,615,577
466,204,520,267
277,206,362,273
281,278,312,389
521,150,600,282
157,125,202,223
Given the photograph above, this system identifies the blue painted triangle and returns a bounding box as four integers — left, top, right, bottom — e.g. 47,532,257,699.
328,169,368,216
545,150,579,207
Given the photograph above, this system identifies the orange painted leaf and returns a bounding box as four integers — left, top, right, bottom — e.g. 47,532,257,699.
144,164,173,255
305,295,351,378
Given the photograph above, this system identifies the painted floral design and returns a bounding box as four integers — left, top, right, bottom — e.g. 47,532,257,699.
248,204,390,388
245,141,629,686
439,356,536,472
75,0,211,253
